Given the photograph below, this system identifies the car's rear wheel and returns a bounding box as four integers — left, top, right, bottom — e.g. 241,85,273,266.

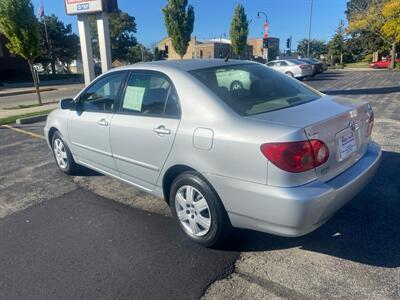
230,80,243,91
170,171,231,247
52,131,79,175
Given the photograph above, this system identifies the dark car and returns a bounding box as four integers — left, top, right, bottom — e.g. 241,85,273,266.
298,58,324,75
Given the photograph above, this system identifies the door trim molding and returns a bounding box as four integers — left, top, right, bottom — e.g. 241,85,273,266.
72,141,160,172
113,154,160,172
72,142,113,157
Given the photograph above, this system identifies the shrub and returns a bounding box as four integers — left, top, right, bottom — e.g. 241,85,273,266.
362,53,373,63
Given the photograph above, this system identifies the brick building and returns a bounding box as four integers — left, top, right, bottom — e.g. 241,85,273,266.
157,36,254,60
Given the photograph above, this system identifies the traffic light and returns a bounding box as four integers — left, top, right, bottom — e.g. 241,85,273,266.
263,38,269,49
286,38,290,49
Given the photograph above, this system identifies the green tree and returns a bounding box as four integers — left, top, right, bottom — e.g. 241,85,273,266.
162,0,195,59
328,21,347,64
346,0,378,20
154,47,162,60
346,0,387,60
297,39,327,58
230,4,249,58
127,44,154,63
38,15,80,74
347,0,398,68
90,10,137,62
381,0,400,69
0,0,42,104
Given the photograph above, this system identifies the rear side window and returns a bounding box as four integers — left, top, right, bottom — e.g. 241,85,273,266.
190,63,321,116
119,72,180,117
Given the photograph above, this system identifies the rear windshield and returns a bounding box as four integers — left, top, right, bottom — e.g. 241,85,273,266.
190,63,321,116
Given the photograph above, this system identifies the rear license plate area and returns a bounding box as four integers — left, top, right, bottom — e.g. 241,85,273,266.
337,131,357,161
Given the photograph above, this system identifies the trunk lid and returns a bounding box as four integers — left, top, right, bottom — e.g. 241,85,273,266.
248,95,373,182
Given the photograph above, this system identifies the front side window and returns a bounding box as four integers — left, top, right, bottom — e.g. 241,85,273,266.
120,72,180,117
79,72,125,112
190,63,321,116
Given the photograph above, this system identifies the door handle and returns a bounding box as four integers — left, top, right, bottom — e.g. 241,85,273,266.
153,125,171,135
98,118,109,126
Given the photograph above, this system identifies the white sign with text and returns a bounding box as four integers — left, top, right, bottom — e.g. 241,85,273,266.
65,0,103,15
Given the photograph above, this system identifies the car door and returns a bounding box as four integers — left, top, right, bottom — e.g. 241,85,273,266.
276,61,289,73
68,71,127,174
110,71,181,191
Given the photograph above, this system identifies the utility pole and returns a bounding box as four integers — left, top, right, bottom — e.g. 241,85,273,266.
307,0,314,58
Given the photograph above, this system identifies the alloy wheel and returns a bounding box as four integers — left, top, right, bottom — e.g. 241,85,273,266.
175,185,211,237
53,138,68,169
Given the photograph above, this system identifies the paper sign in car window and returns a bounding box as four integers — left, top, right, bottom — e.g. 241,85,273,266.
123,86,145,111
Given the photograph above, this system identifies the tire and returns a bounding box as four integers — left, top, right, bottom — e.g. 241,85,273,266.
51,131,79,175
230,80,243,91
285,71,294,78
170,171,231,247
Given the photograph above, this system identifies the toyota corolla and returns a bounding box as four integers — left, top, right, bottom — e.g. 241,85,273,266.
45,60,381,247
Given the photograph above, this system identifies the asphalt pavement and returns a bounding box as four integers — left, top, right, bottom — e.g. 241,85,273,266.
0,126,239,299
0,188,238,300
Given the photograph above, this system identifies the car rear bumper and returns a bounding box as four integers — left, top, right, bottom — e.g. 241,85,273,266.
296,69,313,78
206,142,381,237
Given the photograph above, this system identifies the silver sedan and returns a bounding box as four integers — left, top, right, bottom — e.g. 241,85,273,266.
45,59,381,247
266,59,314,79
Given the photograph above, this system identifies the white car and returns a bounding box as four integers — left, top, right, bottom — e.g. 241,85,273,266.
266,59,313,79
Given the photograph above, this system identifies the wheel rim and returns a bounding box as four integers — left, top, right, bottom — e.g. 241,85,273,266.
53,138,68,169
175,185,211,237
231,81,243,91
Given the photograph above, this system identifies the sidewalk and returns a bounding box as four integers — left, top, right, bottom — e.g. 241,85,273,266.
0,87,56,97
0,82,84,98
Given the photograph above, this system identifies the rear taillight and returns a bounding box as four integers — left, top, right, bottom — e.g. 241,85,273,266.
260,140,329,173
299,64,307,69
366,110,374,137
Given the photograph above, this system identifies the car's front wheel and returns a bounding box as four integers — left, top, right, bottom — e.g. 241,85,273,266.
170,171,231,247
52,131,79,175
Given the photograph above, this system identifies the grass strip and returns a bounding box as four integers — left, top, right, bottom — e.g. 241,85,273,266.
0,109,54,125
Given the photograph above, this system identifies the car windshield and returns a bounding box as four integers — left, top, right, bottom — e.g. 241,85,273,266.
190,63,321,116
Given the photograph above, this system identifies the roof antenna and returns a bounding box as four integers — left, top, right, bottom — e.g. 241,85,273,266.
224,48,231,62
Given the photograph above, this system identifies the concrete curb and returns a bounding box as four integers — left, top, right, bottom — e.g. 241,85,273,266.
16,114,48,124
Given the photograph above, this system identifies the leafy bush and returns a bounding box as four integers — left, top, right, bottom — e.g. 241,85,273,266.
362,54,373,63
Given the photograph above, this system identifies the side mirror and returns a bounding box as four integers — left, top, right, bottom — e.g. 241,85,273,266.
60,98,75,110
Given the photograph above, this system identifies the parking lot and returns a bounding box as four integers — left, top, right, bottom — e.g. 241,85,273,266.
1,70,399,299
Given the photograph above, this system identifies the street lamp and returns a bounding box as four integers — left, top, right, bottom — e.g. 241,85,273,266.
307,0,314,58
257,11,268,23
257,11,269,62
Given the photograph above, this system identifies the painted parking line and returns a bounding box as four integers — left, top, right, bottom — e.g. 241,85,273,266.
1,124,46,140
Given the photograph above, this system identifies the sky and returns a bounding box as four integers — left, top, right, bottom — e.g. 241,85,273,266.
32,0,348,50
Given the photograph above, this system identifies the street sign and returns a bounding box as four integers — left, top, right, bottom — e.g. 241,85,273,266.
65,0,118,15
65,0,103,15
